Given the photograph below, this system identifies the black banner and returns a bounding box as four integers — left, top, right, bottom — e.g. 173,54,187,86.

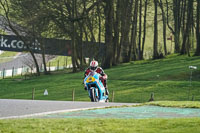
0,34,71,56
0,34,105,57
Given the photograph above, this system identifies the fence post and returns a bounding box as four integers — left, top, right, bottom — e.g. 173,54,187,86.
12,67,14,77
192,95,195,101
31,68,33,75
66,57,68,68
3,68,5,79
57,60,59,70
21,66,23,76
32,88,35,100
112,90,115,102
49,62,51,72
72,89,75,101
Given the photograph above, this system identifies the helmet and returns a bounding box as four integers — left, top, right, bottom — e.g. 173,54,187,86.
90,60,98,71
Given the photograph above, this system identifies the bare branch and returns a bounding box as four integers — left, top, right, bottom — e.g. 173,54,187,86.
165,0,175,34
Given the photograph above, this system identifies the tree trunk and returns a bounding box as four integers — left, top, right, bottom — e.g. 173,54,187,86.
122,0,133,63
153,0,159,59
77,21,85,70
141,0,148,59
113,0,120,65
180,0,193,55
159,0,167,55
72,0,77,72
115,0,122,64
138,0,142,60
41,39,47,74
166,0,182,53
97,1,102,63
129,0,139,61
173,0,181,53
102,0,114,68
181,0,186,47
116,0,132,63
195,0,200,55
166,0,175,33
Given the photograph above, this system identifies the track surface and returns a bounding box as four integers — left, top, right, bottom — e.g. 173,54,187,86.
0,99,137,119
0,53,27,71
0,53,44,71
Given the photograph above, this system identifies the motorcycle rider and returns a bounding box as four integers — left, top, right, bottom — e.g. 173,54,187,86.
84,60,109,95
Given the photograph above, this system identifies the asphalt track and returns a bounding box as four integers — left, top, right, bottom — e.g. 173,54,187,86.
0,99,137,119
0,53,28,71
0,53,45,71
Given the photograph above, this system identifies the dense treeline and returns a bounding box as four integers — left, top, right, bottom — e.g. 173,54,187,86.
0,0,199,74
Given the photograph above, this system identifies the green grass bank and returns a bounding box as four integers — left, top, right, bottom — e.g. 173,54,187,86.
0,54,200,103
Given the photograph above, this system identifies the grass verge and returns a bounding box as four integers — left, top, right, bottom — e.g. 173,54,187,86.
146,101,200,108
48,56,72,67
0,118,200,133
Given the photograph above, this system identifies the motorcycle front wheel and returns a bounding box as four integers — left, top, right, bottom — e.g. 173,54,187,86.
90,88,99,102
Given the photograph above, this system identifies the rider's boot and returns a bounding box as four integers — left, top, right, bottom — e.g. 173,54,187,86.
105,87,109,95
104,80,109,95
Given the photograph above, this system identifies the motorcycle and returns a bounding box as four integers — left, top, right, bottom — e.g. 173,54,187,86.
84,71,109,102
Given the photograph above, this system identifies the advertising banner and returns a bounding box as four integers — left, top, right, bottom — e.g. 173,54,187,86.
0,34,71,56
0,34,105,57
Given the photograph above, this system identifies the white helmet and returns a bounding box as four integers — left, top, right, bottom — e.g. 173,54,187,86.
90,60,98,71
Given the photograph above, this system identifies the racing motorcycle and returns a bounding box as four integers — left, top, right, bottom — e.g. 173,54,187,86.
84,71,109,102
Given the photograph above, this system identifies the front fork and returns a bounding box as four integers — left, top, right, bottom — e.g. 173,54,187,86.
88,87,99,98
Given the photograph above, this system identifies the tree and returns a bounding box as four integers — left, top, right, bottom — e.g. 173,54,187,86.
173,0,182,53
159,0,167,55
39,0,103,72
102,0,114,68
121,0,133,63
138,0,142,60
129,0,139,61
195,0,200,55
180,0,187,49
166,0,182,53
180,0,194,55
0,0,41,76
113,0,121,65
97,0,103,64
153,0,159,59
2,0,200,70
141,0,148,59
71,0,77,72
